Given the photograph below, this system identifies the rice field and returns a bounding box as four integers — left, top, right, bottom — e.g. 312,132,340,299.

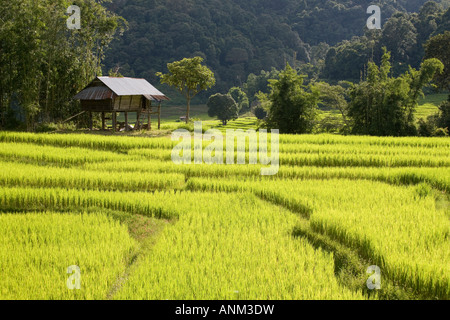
0,211,136,299
416,93,449,120
0,130,449,300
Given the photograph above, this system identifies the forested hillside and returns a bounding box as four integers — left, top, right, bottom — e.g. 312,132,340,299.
324,2,450,80
104,0,450,91
1,0,448,130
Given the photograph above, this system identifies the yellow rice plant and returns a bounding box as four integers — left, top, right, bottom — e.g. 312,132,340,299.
187,177,450,298
0,187,184,220
127,147,450,168
113,192,364,300
0,212,136,299
0,161,185,191
0,142,130,166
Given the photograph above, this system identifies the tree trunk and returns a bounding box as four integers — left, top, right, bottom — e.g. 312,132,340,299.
186,96,191,124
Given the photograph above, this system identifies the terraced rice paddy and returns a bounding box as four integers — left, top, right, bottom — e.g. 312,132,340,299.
0,131,448,300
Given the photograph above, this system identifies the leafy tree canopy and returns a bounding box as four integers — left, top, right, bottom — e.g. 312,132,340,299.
324,3,449,81
104,0,449,91
0,0,126,130
157,57,216,122
348,48,444,136
424,31,450,91
207,93,239,125
228,87,249,114
264,64,321,134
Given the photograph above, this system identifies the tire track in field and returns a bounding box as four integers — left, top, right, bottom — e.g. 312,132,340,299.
254,194,438,300
106,213,173,300
184,179,436,299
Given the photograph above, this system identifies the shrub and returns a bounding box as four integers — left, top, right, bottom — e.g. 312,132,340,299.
418,118,434,137
254,106,267,120
35,123,58,133
434,127,449,137
207,93,239,125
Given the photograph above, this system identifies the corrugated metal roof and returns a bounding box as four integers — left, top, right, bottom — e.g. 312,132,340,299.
73,77,169,101
98,77,169,101
73,86,116,100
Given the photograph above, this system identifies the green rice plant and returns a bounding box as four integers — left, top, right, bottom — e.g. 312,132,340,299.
127,147,450,168
0,132,176,152
0,142,132,166
0,187,184,220
1,130,449,300
276,142,450,157
85,158,450,193
186,178,450,298
0,161,185,191
416,93,449,120
86,159,265,179
113,192,364,300
0,211,136,299
278,152,450,168
0,186,363,299
278,134,450,148
202,117,259,133
1,132,449,153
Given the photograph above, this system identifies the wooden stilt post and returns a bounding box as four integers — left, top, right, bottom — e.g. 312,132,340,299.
112,112,117,133
125,112,128,131
136,110,141,130
89,112,93,131
158,103,161,130
101,112,105,131
148,106,152,131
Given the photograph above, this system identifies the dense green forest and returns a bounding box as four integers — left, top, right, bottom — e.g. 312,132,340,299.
0,0,126,130
103,0,450,91
1,0,449,135
324,1,450,81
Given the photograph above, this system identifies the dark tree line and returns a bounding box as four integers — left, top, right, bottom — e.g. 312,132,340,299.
347,49,444,136
324,2,450,81
252,49,445,137
103,0,449,92
2,0,448,134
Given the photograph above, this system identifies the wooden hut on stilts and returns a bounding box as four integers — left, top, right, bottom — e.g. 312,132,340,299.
73,77,169,132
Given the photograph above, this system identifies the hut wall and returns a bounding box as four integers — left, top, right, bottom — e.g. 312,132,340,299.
80,96,149,113
113,95,143,111
80,100,113,112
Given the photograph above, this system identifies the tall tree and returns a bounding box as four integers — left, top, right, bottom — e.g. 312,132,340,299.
207,93,239,125
228,87,249,114
157,57,215,123
437,96,450,130
424,31,450,91
316,82,350,129
381,13,418,66
264,64,320,134
243,68,280,104
348,48,444,136
0,0,126,130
